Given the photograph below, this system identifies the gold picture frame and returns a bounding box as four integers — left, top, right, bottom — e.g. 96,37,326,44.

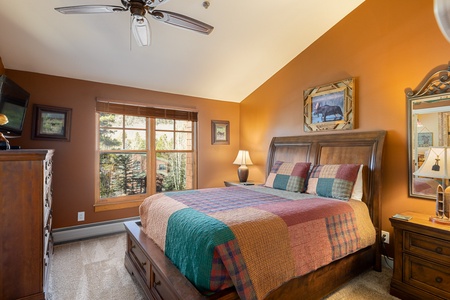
211,120,229,145
32,104,72,141
304,78,355,132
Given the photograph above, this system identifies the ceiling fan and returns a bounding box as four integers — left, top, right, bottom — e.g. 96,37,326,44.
55,0,214,46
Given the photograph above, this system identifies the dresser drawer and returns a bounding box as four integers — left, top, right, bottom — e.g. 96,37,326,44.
129,239,152,288
404,254,450,298
405,231,450,263
152,267,177,300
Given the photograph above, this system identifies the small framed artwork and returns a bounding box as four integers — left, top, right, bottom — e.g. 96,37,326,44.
211,120,229,145
32,104,72,141
418,132,433,147
304,77,355,132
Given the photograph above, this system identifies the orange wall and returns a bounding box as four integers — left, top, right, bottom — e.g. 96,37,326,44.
240,0,450,254
4,70,240,228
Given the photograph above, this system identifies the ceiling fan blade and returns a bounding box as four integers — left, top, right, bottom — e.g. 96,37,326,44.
147,0,171,9
55,5,127,14
131,15,151,46
151,10,213,34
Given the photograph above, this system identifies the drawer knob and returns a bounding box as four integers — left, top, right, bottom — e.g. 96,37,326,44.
154,281,161,287
436,277,443,284
435,247,443,254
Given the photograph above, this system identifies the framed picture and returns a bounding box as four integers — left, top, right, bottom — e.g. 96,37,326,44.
418,132,433,147
211,120,229,145
304,77,355,132
32,104,72,141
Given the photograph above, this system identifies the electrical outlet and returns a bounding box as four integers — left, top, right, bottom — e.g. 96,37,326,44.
77,211,85,222
382,230,389,244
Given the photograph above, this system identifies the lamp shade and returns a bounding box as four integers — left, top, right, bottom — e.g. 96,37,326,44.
233,150,253,166
414,147,450,179
0,114,8,126
131,14,151,46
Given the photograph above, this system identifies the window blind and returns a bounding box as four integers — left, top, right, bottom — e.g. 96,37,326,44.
96,101,197,121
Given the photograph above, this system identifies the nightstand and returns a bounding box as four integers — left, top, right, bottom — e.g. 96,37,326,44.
390,212,450,300
223,180,262,187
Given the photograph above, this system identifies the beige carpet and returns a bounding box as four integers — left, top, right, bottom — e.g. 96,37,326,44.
48,233,399,300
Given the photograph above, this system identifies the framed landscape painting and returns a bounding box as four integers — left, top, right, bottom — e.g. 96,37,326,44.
32,104,72,141
211,120,229,145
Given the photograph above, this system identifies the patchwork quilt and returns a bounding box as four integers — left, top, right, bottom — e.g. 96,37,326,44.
139,185,376,300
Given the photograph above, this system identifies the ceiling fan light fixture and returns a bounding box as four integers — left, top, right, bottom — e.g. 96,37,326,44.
131,14,151,46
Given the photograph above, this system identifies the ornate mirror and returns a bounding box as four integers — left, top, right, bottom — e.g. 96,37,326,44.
407,62,450,199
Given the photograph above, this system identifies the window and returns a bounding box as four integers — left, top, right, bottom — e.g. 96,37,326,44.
155,119,194,192
95,101,197,211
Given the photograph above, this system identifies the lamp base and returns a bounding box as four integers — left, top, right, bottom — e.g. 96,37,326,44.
237,165,249,182
429,216,450,225
0,132,9,150
0,141,10,150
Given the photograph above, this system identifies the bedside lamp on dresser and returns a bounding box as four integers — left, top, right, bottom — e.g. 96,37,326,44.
233,150,253,182
414,146,450,224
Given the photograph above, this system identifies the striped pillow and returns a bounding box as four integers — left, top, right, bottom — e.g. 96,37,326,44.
306,164,360,200
265,161,311,192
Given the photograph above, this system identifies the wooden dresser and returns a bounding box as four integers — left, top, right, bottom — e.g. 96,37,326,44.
390,211,450,300
0,149,54,300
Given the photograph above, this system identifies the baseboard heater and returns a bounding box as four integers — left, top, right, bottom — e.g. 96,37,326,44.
52,217,140,244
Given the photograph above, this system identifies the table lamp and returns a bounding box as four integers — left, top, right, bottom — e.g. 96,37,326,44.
233,150,253,182
0,113,10,150
414,147,450,224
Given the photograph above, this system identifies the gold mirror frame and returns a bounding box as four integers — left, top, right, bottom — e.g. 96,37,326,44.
407,62,450,199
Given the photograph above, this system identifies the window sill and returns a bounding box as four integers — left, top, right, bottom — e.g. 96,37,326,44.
94,199,144,212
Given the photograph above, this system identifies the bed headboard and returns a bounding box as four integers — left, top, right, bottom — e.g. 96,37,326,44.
266,130,386,244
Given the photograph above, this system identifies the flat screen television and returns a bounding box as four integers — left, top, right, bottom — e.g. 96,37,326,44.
0,75,30,138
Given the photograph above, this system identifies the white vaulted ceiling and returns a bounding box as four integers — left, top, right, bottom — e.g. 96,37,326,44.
0,0,364,102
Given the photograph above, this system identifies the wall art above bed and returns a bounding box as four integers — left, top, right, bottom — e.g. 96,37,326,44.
303,77,355,132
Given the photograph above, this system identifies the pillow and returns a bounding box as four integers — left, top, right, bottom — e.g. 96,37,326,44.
351,164,364,201
265,161,311,192
306,164,360,200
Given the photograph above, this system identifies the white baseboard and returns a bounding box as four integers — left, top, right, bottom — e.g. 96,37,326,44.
53,217,140,244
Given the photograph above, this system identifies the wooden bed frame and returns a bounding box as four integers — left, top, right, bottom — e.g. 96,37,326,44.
124,130,386,300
